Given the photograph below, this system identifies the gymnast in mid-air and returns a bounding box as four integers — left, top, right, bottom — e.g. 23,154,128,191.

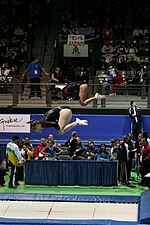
28,106,88,134
63,81,106,106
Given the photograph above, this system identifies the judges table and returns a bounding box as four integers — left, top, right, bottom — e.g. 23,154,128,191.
25,160,118,186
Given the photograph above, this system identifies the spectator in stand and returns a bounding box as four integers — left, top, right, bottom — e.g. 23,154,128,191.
0,68,8,83
126,69,138,85
95,143,109,161
78,66,89,83
22,57,49,99
136,67,148,85
132,26,144,42
144,25,150,38
116,49,127,70
16,47,29,74
101,41,114,54
102,24,113,41
8,65,20,82
84,140,98,160
14,24,24,40
107,65,126,95
50,67,65,100
34,138,48,160
127,55,141,72
113,25,124,40
126,42,139,62
99,55,109,72
0,68,11,93
113,41,126,56
101,49,114,66
50,67,64,83
26,23,36,48
0,39,7,66
58,23,69,39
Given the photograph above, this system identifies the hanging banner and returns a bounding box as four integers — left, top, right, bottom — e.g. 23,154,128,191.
64,44,88,57
0,114,30,133
67,35,85,46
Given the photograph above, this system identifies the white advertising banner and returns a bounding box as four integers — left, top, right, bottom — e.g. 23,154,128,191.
67,35,85,46
0,114,30,133
64,44,88,57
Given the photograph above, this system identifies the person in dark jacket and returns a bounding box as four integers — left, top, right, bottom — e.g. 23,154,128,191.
128,101,142,141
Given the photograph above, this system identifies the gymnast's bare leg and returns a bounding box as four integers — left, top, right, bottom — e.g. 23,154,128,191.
79,83,105,106
58,108,88,134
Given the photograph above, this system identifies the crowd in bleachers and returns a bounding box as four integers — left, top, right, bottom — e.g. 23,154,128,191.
0,0,48,93
52,0,150,98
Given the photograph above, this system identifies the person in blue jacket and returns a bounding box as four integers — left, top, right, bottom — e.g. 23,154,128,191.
23,57,49,99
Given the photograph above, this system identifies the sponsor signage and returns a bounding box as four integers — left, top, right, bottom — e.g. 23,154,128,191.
64,44,88,57
0,114,30,133
67,35,85,46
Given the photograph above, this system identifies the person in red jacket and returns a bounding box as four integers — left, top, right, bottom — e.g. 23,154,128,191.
139,138,150,186
34,138,48,160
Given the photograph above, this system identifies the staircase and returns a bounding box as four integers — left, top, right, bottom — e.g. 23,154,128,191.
18,0,65,107
42,0,65,72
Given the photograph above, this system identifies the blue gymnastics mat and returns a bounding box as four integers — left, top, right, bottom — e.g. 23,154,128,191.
0,193,139,203
0,218,137,225
138,190,150,224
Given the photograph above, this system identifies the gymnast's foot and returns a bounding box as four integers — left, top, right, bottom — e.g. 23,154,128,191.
95,93,106,100
76,118,88,126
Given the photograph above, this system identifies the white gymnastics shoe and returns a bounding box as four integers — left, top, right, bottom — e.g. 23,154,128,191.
95,93,106,99
76,118,88,126
145,173,150,177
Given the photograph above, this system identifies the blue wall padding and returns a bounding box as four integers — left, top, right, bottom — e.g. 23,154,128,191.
0,114,150,143
0,193,139,203
0,218,137,225
138,190,150,224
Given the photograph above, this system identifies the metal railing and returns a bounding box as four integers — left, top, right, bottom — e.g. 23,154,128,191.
0,79,150,109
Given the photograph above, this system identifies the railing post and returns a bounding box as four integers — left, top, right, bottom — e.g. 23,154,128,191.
147,85,150,108
91,79,97,108
46,83,52,107
12,77,18,107
101,85,106,108
141,80,146,99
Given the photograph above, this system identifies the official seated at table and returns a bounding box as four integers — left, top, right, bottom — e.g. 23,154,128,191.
43,140,63,160
84,139,98,160
95,143,110,161
34,138,48,160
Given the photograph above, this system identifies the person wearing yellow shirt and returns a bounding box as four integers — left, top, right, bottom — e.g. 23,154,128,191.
6,135,24,188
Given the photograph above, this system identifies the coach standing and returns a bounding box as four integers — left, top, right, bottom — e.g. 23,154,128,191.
128,101,143,141
6,135,24,188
